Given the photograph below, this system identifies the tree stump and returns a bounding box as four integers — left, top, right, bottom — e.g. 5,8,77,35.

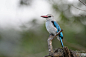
45,46,86,57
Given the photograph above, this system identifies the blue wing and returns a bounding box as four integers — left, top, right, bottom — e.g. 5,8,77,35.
51,21,63,39
51,21,64,47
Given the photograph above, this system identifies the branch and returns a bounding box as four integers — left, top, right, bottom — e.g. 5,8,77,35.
51,29,63,41
71,5,86,12
46,30,63,57
71,0,86,12
79,0,86,6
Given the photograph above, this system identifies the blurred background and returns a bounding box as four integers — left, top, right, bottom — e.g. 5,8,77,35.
0,0,86,57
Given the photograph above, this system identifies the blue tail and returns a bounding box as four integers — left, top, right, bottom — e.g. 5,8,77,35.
60,37,64,48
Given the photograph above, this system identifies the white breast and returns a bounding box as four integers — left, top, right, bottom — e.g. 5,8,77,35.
46,21,57,35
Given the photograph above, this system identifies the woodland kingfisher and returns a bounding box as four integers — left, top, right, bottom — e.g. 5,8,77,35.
41,14,64,48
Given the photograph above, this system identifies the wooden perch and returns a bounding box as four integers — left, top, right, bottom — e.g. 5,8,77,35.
45,29,86,57
47,29,63,56
45,46,86,57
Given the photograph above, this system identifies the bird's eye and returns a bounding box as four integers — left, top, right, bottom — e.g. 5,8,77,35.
48,16,51,17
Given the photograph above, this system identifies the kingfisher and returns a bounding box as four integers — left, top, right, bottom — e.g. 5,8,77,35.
41,14,64,48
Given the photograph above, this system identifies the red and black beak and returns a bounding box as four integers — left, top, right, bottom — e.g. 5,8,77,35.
41,15,48,18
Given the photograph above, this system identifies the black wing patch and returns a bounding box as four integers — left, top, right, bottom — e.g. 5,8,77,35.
51,21,56,28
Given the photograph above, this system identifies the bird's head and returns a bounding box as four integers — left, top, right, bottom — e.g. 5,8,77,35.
41,14,54,20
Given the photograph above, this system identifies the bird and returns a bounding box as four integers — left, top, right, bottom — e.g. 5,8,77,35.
41,14,64,48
